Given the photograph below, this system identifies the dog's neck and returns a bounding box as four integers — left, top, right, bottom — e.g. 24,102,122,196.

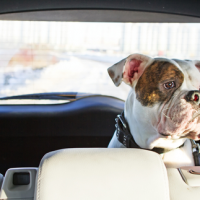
124,90,186,149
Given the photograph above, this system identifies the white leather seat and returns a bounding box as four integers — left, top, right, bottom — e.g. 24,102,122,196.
167,168,200,200
34,148,170,200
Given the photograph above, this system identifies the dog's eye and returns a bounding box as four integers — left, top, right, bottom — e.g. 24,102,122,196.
164,81,175,89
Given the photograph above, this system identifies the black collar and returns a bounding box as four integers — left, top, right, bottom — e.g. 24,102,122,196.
115,112,182,154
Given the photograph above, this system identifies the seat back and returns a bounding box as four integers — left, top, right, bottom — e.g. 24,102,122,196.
34,148,170,200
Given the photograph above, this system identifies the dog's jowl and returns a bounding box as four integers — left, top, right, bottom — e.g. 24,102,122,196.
107,53,200,168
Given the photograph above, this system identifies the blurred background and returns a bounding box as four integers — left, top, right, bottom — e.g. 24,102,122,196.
0,21,200,101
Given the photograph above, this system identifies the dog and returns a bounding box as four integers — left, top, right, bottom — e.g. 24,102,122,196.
107,53,200,168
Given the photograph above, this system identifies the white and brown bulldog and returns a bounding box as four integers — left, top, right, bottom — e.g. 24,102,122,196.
108,53,200,168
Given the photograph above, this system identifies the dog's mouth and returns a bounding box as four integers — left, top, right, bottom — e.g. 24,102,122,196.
157,97,200,141
159,131,200,140
182,131,200,140
159,133,171,136
159,132,181,140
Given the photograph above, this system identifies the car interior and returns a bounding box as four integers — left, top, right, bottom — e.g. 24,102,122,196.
0,0,200,199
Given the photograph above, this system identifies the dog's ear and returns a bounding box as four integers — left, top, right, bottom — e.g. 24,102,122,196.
107,53,152,86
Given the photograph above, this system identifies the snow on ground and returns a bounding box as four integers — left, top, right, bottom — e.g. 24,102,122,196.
0,56,130,101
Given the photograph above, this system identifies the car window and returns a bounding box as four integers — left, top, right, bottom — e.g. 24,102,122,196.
0,21,199,102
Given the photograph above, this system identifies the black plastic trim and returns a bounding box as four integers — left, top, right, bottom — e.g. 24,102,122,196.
0,95,124,137
0,0,199,19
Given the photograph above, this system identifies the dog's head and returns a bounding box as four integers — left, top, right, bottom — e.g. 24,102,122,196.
108,53,200,148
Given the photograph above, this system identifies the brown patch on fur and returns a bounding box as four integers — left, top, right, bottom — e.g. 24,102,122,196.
108,70,114,79
136,61,184,106
115,75,120,83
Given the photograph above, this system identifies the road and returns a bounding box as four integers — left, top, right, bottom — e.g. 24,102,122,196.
0,56,130,101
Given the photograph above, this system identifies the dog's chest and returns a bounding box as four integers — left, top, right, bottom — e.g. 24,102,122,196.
161,139,194,168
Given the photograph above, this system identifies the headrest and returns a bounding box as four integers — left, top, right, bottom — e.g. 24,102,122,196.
34,148,170,200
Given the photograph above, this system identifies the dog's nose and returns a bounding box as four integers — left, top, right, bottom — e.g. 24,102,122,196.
185,91,200,104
